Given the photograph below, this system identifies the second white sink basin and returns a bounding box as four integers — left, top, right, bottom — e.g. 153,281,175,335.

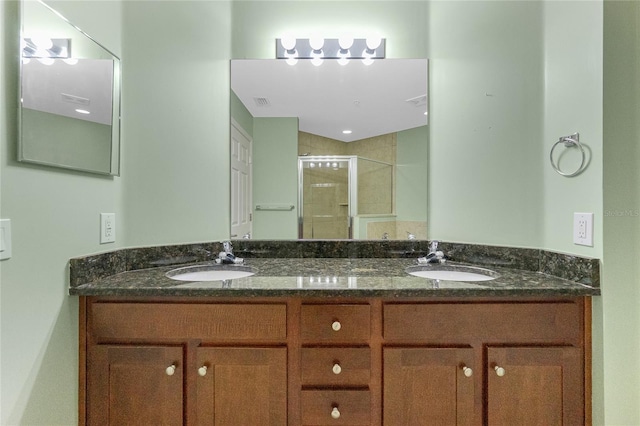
406,264,498,282
166,265,255,282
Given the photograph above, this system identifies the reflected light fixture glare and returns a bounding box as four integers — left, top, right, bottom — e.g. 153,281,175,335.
342,130,352,134
309,36,324,51
75,109,90,114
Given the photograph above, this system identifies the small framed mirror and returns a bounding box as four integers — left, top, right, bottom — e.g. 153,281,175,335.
18,0,121,176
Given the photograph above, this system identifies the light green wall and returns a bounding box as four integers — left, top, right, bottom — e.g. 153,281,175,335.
601,1,640,424
231,90,254,138
3,1,636,424
252,117,299,239
397,126,428,222
542,1,603,258
1,1,123,424
120,1,231,246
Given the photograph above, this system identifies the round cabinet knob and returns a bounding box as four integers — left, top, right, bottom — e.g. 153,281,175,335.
165,364,177,376
494,366,506,377
198,366,208,377
332,363,342,375
331,407,341,419
331,321,342,332
462,366,473,377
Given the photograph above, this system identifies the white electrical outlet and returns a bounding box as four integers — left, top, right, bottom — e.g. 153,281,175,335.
100,213,116,244
573,212,593,246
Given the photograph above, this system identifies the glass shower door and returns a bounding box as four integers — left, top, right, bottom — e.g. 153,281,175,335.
299,157,353,239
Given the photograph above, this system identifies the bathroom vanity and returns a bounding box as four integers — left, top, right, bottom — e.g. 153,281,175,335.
71,241,599,425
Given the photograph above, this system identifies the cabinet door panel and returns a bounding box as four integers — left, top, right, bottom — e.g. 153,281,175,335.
383,348,476,426
88,345,183,425
196,347,287,425
487,346,583,426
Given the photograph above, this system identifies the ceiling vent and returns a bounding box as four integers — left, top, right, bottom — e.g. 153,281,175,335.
405,94,427,107
61,93,90,106
253,97,271,107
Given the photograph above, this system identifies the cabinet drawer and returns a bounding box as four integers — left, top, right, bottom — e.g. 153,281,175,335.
384,302,582,344
301,390,370,425
300,304,370,344
301,348,370,387
90,303,287,342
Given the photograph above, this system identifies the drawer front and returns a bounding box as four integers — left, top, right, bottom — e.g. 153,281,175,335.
384,302,582,344
90,303,287,342
301,304,370,344
301,348,370,387
301,390,371,425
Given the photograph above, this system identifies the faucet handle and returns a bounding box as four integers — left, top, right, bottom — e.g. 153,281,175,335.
429,240,439,252
222,240,233,253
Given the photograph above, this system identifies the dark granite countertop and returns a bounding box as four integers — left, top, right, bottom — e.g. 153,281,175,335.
69,257,600,298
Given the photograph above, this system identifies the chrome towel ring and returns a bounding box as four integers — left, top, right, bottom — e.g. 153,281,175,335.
550,132,587,177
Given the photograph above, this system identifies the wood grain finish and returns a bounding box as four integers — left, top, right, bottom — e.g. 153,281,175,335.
383,347,476,426
87,345,184,425
487,346,583,426
301,390,371,425
300,347,370,387
195,347,287,425
383,301,583,344
90,302,287,342
300,304,370,344
80,296,590,426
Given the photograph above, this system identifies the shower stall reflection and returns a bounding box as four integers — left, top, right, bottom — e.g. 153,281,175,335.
298,156,393,239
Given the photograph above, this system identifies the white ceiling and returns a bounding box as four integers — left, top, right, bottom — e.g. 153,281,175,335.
231,59,428,143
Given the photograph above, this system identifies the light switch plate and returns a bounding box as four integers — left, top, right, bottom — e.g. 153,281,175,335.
100,213,116,244
0,219,12,260
573,212,593,246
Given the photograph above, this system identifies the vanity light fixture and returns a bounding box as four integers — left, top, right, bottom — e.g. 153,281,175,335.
276,37,385,65
22,37,71,58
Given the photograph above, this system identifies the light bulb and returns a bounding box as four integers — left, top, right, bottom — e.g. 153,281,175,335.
309,36,324,51
280,36,296,51
338,36,354,50
366,36,382,50
31,35,53,50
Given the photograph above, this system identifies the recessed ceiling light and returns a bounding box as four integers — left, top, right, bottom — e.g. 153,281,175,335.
342,130,352,134
75,109,90,114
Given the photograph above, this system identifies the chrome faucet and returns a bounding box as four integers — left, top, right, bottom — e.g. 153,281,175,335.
223,240,233,255
419,240,445,264
216,241,244,264
382,232,389,240
407,231,416,240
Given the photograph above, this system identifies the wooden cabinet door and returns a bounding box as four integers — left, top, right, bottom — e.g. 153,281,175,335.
487,346,583,426
87,345,184,425
383,347,476,425
195,347,287,425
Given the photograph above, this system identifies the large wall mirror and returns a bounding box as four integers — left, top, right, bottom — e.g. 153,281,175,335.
231,58,429,240
19,0,121,176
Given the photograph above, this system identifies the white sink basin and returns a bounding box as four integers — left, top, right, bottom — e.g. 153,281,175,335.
166,265,255,282
406,264,498,282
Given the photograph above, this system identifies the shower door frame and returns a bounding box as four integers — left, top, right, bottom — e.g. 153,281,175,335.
298,156,358,239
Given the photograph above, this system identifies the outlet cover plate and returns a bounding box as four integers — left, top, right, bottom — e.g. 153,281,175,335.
573,212,593,246
100,213,116,244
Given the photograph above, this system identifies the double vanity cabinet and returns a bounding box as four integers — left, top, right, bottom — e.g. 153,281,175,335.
71,243,598,425
79,295,590,425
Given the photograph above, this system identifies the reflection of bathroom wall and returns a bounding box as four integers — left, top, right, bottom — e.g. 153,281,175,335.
357,158,393,214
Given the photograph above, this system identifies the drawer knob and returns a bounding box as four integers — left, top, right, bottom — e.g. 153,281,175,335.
494,365,506,377
165,364,177,376
331,406,341,419
331,321,342,331
462,366,473,377
198,366,208,377
332,363,342,375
